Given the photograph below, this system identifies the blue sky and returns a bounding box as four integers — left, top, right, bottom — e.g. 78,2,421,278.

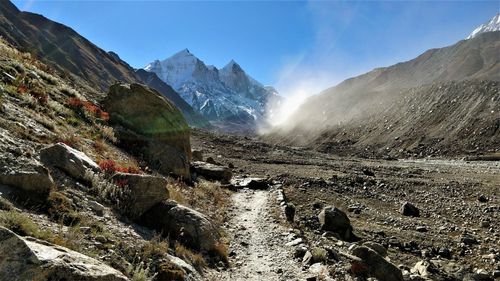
12,0,499,95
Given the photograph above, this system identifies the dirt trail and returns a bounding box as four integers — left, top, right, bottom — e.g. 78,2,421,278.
215,188,307,281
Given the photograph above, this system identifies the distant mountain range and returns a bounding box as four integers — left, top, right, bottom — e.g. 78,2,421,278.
0,0,275,132
144,50,280,132
269,14,500,157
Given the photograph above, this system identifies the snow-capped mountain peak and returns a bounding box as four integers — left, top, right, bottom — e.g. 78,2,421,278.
466,13,500,39
144,50,280,132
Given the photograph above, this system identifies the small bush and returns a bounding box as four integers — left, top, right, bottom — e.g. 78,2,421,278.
46,192,81,226
156,260,185,281
174,242,206,270
210,242,229,266
98,159,142,176
139,234,169,261
93,139,107,154
0,197,13,211
96,124,117,143
57,134,81,149
37,70,58,85
127,262,152,281
0,210,53,240
67,97,109,122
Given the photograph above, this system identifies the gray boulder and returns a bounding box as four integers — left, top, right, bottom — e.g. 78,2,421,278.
191,161,232,183
111,172,169,220
0,162,53,202
0,226,128,281
318,206,354,241
352,245,403,281
140,200,220,252
40,142,100,181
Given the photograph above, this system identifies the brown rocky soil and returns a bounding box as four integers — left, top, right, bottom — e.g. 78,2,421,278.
193,129,499,280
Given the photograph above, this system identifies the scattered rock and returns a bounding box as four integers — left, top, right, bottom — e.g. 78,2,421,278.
0,161,54,202
191,149,203,162
0,226,128,281
111,172,169,220
103,83,191,178
231,177,269,189
318,206,354,241
352,245,403,281
477,194,488,203
40,142,100,181
285,204,295,222
302,250,313,265
460,233,479,245
363,241,387,257
294,245,308,258
401,202,420,217
88,200,105,216
362,169,375,177
140,200,220,251
191,161,232,183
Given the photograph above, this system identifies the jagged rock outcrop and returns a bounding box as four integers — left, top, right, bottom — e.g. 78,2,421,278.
0,160,53,202
111,172,169,220
0,226,129,281
144,49,281,132
40,142,100,181
140,200,220,252
191,161,232,183
103,83,191,178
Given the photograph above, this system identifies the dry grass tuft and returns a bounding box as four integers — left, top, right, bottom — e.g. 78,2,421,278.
174,241,207,270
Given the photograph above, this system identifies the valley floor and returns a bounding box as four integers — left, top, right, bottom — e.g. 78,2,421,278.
193,129,500,280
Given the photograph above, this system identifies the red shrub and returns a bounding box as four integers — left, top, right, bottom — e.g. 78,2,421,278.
98,159,117,175
67,97,84,108
98,159,141,176
67,98,108,122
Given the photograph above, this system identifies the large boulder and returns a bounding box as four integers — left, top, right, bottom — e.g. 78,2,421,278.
351,246,403,281
191,161,232,183
140,200,220,252
0,161,53,202
40,142,100,181
103,83,191,178
0,226,128,281
318,206,354,241
111,172,169,220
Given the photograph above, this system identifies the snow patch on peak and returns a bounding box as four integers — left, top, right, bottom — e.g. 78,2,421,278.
467,13,500,39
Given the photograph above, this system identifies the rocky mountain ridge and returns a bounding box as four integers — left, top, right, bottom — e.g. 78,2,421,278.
270,26,500,158
145,49,280,132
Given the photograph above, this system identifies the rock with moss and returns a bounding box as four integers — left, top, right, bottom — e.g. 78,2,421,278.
103,83,191,178
0,226,129,281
